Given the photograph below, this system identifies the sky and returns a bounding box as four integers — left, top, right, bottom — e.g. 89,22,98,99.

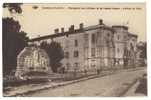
3,3,146,41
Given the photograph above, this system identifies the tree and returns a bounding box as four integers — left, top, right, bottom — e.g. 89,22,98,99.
41,41,64,72
3,17,29,75
136,42,147,66
3,3,22,14
3,4,29,75
139,42,147,59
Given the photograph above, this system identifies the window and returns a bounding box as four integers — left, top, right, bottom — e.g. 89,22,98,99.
42,67,46,70
84,48,89,58
117,48,120,53
107,33,110,37
66,63,70,70
75,39,78,47
74,51,79,57
64,52,69,58
91,48,95,57
117,35,120,40
84,34,89,47
96,32,102,43
91,34,96,43
65,40,69,48
84,34,89,42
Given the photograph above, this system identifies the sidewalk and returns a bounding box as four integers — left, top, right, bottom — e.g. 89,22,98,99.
123,76,147,97
4,73,106,97
123,81,145,96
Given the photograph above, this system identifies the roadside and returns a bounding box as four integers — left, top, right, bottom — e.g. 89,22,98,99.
4,70,113,97
123,73,147,96
3,67,146,97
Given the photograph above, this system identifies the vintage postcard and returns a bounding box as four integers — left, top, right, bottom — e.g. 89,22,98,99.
2,3,147,97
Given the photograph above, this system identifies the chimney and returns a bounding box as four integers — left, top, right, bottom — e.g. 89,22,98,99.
61,27,64,33
71,25,74,30
79,23,84,30
68,27,71,32
54,28,59,34
69,25,74,32
99,19,103,25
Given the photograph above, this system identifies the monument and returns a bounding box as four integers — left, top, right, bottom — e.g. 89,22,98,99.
15,46,51,80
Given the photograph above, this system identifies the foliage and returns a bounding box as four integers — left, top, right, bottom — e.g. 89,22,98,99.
3,3,22,14
40,41,64,72
138,42,147,59
3,17,29,75
3,3,29,75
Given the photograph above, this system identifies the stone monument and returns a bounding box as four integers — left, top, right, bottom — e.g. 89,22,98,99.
15,46,51,79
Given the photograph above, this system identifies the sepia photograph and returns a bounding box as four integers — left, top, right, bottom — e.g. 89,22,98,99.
2,3,147,97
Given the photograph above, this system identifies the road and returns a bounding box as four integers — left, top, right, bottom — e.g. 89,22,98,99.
23,68,146,97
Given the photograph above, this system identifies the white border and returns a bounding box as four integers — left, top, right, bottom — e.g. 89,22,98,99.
0,0,150,100
0,0,147,3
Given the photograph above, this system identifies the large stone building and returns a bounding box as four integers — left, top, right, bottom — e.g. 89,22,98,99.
28,19,138,72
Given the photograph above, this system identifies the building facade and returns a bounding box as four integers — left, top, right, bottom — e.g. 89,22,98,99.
29,19,138,72
112,25,137,67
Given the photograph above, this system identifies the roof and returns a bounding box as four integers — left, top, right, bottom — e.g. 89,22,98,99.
29,24,114,42
112,25,128,30
128,32,138,38
29,29,83,42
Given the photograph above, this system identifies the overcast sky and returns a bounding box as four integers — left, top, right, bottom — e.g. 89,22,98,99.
3,3,146,41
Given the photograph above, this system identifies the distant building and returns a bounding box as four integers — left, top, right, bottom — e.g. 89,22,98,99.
28,19,138,72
